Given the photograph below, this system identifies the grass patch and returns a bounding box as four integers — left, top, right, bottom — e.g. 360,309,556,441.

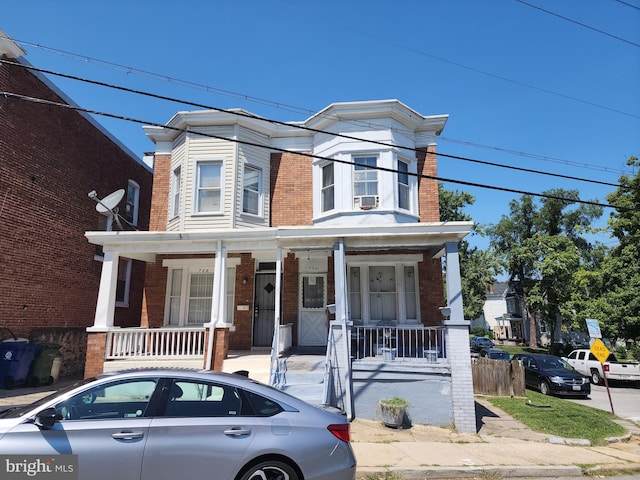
488,390,626,445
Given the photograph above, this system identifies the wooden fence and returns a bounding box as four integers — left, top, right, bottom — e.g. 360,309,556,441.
472,358,526,397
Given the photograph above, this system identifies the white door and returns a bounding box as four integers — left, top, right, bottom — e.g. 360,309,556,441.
298,274,327,346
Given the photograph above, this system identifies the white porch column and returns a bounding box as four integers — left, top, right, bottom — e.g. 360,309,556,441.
89,250,119,332
443,241,476,433
206,241,226,369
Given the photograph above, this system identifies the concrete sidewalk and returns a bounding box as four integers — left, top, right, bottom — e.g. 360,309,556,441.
1,353,640,479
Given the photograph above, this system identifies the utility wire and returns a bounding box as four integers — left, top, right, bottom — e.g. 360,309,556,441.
614,0,640,11
0,59,625,189
1,90,627,212
516,0,640,48
11,35,640,123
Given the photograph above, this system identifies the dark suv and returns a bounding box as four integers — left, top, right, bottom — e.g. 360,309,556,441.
470,336,494,352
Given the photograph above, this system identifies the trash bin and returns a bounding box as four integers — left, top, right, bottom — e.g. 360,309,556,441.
0,342,39,389
28,343,61,387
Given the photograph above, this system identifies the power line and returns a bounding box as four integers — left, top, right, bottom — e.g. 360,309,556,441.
0,59,625,190
516,0,640,48
1,90,628,213
438,137,632,176
11,35,640,124
614,0,640,11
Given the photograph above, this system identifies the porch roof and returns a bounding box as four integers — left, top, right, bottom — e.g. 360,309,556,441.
85,221,473,262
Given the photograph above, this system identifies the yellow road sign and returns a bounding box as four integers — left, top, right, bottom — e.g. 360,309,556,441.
590,338,611,364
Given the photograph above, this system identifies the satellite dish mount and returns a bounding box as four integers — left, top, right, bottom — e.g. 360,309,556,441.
88,189,125,231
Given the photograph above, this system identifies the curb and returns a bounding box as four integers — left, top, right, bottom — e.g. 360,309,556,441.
356,465,584,479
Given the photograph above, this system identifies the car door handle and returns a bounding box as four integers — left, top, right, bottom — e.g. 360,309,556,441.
224,427,251,436
112,430,144,440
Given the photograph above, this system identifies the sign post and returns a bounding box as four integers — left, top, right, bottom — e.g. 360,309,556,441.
587,320,615,415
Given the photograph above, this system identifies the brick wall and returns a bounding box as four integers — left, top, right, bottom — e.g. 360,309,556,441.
417,145,440,222
0,57,152,374
229,254,255,350
270,152,313,226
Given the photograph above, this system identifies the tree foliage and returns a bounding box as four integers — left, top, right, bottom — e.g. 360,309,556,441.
570,156,640,340
438,184,500,320
488,189,603,347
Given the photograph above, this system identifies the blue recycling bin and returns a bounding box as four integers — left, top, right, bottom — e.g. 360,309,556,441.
0,342,39,389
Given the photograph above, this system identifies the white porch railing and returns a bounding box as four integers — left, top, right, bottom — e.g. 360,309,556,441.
106,327,206,360
350,324,446,362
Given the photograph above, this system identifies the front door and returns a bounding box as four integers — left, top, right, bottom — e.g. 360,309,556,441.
253,273,276,347
298,274,328,347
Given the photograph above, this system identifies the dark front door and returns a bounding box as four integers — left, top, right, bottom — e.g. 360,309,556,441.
253,273,276,347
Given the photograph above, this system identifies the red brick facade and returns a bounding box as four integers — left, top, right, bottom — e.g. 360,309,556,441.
0,56,152,375
270,152,313,226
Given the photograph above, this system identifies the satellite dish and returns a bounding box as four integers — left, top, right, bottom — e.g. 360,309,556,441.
94,189,125,214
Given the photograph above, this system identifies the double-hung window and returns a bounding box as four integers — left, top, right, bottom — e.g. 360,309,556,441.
397,159,410,210
353,156,378,209
166,265,236,326
171,166,181,218
321,163,334,212
124,180,140,226
196,161,222,214
242,165,261,215
347,263,418,324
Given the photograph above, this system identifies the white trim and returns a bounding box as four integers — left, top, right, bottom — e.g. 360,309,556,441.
346,254,423,264
126,179,140,227
163,258,241,268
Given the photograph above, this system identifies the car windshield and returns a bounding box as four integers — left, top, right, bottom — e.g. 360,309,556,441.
0,378,94,419
540,357,566,370
490,351,510,360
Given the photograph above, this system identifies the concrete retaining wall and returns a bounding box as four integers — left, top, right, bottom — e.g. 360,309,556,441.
352,360,453,427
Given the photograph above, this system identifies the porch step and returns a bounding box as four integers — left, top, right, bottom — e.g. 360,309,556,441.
275,355,326,406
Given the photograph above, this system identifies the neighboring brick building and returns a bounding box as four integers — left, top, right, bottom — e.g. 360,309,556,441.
0,31,152,377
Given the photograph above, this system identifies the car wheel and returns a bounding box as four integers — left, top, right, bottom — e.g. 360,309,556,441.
590,370,602,385
539,380,550,395
239,460,299,480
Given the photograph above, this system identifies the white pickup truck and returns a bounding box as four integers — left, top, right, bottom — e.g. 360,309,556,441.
563,349,640,385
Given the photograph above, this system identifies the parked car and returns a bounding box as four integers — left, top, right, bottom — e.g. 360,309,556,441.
0,369,356,480
511,353,590,397
563,349,640,385
480,348,511,361
470,336,494,352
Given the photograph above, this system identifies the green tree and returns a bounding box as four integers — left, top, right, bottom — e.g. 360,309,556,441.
571,156,640,341
489,190,602,347
438,184,500,320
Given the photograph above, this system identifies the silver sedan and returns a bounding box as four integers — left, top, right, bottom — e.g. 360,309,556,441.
0,369,356,480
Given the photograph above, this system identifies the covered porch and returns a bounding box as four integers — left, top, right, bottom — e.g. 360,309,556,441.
84,221,476,431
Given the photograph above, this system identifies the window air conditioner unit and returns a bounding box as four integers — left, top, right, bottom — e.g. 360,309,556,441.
354,195,379,209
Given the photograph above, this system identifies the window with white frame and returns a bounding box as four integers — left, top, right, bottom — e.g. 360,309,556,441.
242,165,261,215
116,257,132,307
171,166,181,218
196,161,222,214
165,265,236,326
124,180,140,226
347,263,418,324
397,159,410,210
321,163,334,212
353,156,378,209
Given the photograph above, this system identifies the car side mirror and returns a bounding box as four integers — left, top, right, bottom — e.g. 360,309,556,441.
35,407,63,428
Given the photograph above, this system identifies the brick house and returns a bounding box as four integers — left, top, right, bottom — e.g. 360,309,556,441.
0,31,152,377
84,100,477,431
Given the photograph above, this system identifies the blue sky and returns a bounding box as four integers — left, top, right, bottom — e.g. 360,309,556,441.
3,0,639,248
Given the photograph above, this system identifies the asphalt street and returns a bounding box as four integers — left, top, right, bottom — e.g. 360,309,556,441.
568,381,640,422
